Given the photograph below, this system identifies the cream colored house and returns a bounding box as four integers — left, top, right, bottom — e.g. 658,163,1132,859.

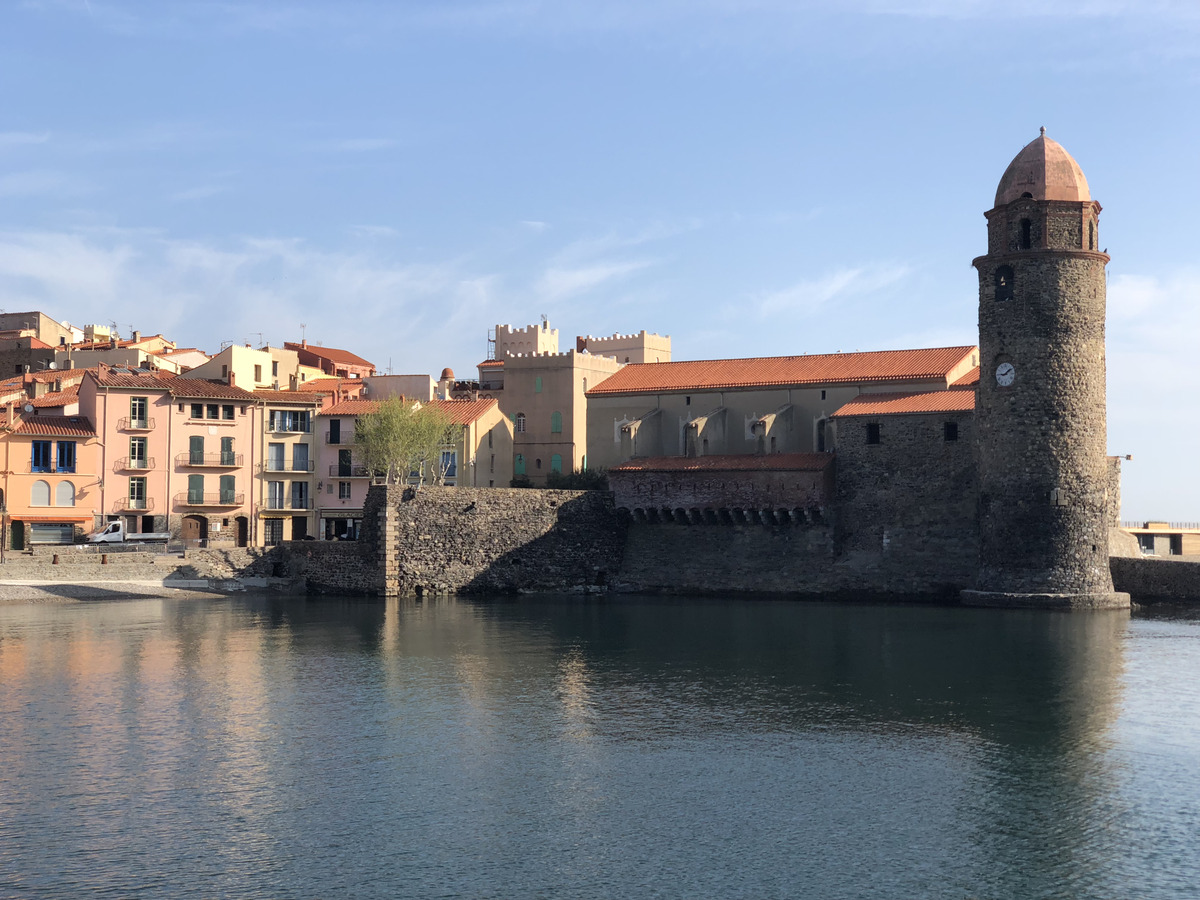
254,388,322,544
181,344,309,392
429,398,514,488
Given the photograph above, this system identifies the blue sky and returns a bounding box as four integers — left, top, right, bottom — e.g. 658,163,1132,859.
2,1,1199,518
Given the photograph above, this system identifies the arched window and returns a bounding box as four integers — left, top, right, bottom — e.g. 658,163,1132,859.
514,454,525,476
515,413,526,434
31,480,50,507
535,458,542,469
1019,218,1032,250
550,454,562,473
550,411,562,433
55,481,76,507
995,265,1014,302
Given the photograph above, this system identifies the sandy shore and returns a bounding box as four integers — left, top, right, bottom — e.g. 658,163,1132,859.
0,580,229,603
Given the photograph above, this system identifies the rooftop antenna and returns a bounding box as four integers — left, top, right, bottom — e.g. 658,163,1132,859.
300,322,307,342
251,332,263,348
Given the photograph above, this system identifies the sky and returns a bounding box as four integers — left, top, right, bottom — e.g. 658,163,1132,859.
1,0,1199,519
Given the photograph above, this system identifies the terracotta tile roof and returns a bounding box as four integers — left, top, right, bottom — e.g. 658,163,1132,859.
31,368,89,384
253,389,323,405
14,415,96,437
28,338,53,350
429,397,499,425
321,399,381,417
952,366,980,387
297,377,360,393
168,379,258,400
611,453,834,473
587,346,978,395
29,385,79,407
478,359,504,368
831,391,976,418
284,342,375,369
91,369,176,389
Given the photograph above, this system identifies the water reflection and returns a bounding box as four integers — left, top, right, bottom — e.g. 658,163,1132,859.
1,596,1194,899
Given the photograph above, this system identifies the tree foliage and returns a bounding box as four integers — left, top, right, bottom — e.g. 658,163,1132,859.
354,397,462,486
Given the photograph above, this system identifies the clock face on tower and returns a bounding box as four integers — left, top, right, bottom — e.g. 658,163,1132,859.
995,362,1016,386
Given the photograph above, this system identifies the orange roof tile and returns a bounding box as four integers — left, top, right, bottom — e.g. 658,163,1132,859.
429,398,499,425
91,369,176,389
831,391,976,418
297,377,360,393
253,389,323,405
478,359,504,368
14,416,96,437
31,368,90,384
952,366,980,387
29,385,79,407
284,342,375,369
321,399,381,417
168,379,258,400
611,453,834,473
586,346,978,395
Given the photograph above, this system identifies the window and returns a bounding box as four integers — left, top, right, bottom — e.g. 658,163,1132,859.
219,475,236,505
515,413,526,433
995,265,1014,302
944,422,959,442
685,396,691,406
487,428,493,449
514,454,525,476
220,436,235,466
190,403,203,419
1019,218,1032,250
272,361,279,377
268,481,285,509
490,454,495,473
536,458,542,470
441,450,457,478
535,376,543,393
31,441,52,473
291,481,308,510
190,435,205,465
56,441,76,473
221,365,228,378
581,455,587,471
187,474,204,504
821,390,827,401
329,419,342,445
550,454,562,473
130,437,147,467
267,443,285,471
338,448,352,477
31,479,50,506
129,476,146,509
254,364,263,382
866,423,881,445
292,443,310,472
582,378,587,391
222,404,234,420
206,404,219,420
550,411,562,433
269,409,311,433
339,482,352,499
130,397,148,428
264,518,284,546
1089,221,1095,251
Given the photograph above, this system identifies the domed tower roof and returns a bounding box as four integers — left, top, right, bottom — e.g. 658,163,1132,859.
994,128,1090,208
440,367,455,381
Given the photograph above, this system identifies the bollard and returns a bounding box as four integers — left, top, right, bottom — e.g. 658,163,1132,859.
101,554,108,565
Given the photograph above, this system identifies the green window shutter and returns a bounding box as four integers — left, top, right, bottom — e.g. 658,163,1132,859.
514,454,525,476
550,411,562,433
550,454,562,473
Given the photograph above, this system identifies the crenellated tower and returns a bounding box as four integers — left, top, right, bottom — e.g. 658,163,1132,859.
963,129,1129,610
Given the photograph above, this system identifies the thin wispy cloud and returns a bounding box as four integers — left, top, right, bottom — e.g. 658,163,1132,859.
0,170,79,198
536,259,654,302
747,264,912,319
0,132,51,148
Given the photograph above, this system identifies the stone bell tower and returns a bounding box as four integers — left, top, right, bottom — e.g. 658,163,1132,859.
962,129,1129,610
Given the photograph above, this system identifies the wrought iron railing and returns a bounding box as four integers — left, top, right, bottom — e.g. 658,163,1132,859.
174,492,244,507
113,457,155,471
117,417,155,431
175,452,243,468
112,497,154,512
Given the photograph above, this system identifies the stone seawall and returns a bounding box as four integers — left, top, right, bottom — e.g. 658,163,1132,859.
380,486,624,596
1110,556,1200,603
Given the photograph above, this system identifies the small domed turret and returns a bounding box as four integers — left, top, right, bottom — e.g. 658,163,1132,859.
994,127,1090,208
440,367,455,381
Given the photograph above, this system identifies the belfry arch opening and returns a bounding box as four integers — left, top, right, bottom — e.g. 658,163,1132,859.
1019,218,1032,250
994,266,1014,302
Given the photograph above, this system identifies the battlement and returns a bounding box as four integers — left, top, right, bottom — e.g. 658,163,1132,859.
576,329,672,364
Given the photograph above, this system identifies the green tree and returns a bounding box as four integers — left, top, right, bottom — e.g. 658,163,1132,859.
355,397,462,487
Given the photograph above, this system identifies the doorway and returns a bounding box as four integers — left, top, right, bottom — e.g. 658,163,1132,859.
181,515,208,547
235,516,249,548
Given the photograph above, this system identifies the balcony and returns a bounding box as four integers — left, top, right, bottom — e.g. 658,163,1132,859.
329,464,371,478
174,492,244,508
263,498,312,511
112,497,155,513
113,457,155,472
258,461,316,473
118,417,155,431
325,431,347,444
175,452,243,468
268,423,312,435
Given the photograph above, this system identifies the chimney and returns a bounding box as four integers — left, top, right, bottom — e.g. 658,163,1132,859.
109,334,117,348
301,339,308,349
228,370,236,386
289,374,298,391
132,330,141,343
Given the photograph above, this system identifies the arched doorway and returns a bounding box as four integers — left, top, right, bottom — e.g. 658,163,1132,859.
235,516,249,548
181,515,208,547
